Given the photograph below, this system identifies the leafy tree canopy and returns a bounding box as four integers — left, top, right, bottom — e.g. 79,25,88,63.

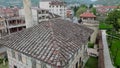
106,10,120,31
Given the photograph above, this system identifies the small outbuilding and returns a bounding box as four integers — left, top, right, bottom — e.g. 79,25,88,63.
80,11,96,21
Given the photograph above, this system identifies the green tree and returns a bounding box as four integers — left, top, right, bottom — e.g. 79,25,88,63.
73,6,79,16
80,4,88,8
118,19,120,31
76,7,87,17
89,4,93,9
91,8,96,15
75,4,87,18
106,10,120,31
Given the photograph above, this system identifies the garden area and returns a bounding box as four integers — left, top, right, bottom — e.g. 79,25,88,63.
0,62,8,68
107,32,120,67
0,57,8,68
98,7,120,68
84,56,98,68
88,42,94,48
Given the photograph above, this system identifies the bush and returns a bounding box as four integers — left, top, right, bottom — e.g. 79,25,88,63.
88,42,94,48
0,57,3,64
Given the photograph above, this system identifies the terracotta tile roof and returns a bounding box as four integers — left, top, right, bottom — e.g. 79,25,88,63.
96,6,118,13
80,12,96,18
97,6,117,9
49,1,66,6
0,19,93,67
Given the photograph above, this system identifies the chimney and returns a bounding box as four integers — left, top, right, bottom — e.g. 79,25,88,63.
23,0,35,28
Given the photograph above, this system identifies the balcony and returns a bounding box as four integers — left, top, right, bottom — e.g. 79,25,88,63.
8,23,26,29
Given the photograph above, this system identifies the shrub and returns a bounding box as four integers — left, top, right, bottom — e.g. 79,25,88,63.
88,42,94,48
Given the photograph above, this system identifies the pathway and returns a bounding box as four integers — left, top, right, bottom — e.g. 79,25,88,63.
101,30,114,68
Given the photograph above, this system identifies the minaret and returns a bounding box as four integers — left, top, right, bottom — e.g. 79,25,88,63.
23,0,35,28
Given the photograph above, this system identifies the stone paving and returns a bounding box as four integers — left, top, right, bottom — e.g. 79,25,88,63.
101,30,115,68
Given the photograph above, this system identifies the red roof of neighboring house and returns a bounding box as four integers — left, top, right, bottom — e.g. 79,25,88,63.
97,6,117,9
96,6,118,13
80,12,96,18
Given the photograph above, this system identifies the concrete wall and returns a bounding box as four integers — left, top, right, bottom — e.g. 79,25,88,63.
65,44,87,68
19,8,38,23
7,48,54,68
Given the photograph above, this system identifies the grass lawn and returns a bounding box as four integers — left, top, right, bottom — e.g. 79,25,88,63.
109,39,120,67
84,56,98,68
0,62,8,68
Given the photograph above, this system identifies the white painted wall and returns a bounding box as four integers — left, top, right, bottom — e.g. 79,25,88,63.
7,48,53,68
19,8,37,23
39,1,67,18
39,2,50,10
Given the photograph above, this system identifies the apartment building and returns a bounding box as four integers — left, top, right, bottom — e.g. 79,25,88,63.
19,7,60,23
0,19,93,68
39,0,67,18
5,16,26,34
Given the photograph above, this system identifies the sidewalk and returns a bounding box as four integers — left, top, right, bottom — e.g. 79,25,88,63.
101,30,114,68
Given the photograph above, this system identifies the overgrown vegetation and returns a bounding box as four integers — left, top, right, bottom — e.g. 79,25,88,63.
106,10,120,31
88,42,94,48
99,7,120,68
107,34,120,67
0,57,8,68
0,62,8,68
84,56,98,68
99,22,113,30
73,4,96,18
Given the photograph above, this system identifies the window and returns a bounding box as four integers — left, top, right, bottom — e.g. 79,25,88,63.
42,16,45,19
39,17,42,19
32,59,36,68
39,11,42,14
76,62,78,68
79,58,81,63
88,36,90,41
12,50,16,58
60,5,62,8
18,53,22,62
14,65,17,68
79,57,82,68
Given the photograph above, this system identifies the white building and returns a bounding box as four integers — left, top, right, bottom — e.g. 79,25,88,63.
19,7,60,23
19,8,38,23
39,0,67,18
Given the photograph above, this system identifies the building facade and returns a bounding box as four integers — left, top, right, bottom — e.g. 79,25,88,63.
19,7,60,24
0,17,7,37
39,0,67,18
19,8,38,24
80,11,96,22
6,17,26,34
